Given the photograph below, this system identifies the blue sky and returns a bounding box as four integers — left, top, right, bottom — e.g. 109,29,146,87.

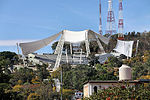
0,0,150,54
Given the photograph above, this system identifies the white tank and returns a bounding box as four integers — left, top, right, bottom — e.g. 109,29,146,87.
119,65,132,81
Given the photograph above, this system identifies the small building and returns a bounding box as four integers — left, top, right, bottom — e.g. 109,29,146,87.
83,80,149,98
28,53,43,65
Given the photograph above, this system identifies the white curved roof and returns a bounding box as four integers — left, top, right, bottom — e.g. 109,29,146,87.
63,30,88,43
119,64,131,69
19,30,110,55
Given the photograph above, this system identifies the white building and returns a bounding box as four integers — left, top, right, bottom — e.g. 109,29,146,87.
19,30,110,71
83,80,145,98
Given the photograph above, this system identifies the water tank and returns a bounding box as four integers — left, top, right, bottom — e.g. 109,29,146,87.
119,65,132,81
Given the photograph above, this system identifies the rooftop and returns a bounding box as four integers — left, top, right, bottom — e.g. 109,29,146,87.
84,79,150,84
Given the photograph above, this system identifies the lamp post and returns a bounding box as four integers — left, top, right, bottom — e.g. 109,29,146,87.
60,65,63,100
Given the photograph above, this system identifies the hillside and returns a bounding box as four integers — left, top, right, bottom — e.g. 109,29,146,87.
0,31,150,99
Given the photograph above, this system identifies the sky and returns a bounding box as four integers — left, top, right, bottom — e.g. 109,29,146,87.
0,0,150,54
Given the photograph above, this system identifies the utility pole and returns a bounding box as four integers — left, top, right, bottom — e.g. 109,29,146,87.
60,65,63,100
135,40,139,56
16,43,20,59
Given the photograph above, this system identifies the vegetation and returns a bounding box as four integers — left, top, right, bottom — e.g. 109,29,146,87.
0,51,74,99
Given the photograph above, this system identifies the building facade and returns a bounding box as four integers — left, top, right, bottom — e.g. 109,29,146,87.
83,80,146,98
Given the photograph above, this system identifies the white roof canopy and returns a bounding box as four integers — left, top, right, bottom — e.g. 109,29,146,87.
19,31,62,55
63,30,88,43
19,30,110,55
113,40,134,57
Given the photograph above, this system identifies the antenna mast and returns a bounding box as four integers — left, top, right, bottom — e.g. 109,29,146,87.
99,0,102,34
118,0,124,40
106,0,116,35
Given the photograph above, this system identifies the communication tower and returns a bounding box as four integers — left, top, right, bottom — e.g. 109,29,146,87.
106,0,116,35
99,0,102,34
118,0,124,40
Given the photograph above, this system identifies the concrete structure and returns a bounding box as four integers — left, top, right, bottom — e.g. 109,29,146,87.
119,64,132,81
83,80,148,98
9,64,38,72
28,53,43,65
26,53,88,69
19,30,109,70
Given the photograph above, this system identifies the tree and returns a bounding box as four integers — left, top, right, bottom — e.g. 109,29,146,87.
51,41,58,51
10,67,35,85
61,64,97,91
95,64,117,80
36,64,50,82
0,51,17,60
106,56,122,67
51,41,71,54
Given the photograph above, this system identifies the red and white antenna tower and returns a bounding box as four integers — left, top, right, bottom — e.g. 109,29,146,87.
118,0,124,40
106,0,116,35
99,0,102,34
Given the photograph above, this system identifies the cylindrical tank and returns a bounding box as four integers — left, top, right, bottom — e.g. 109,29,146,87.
119,64,132,81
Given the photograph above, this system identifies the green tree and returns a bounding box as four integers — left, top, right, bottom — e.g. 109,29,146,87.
10,67,35,85
61,64,97,91
36,64,50,82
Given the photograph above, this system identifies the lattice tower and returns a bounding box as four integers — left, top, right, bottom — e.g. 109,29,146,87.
106,0,116,35
99,0,102,34
118,0,124,39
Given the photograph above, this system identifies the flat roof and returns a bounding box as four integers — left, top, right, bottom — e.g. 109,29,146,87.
84,79,150,84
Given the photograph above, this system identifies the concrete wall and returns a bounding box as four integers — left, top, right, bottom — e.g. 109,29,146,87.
83,82,135,98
